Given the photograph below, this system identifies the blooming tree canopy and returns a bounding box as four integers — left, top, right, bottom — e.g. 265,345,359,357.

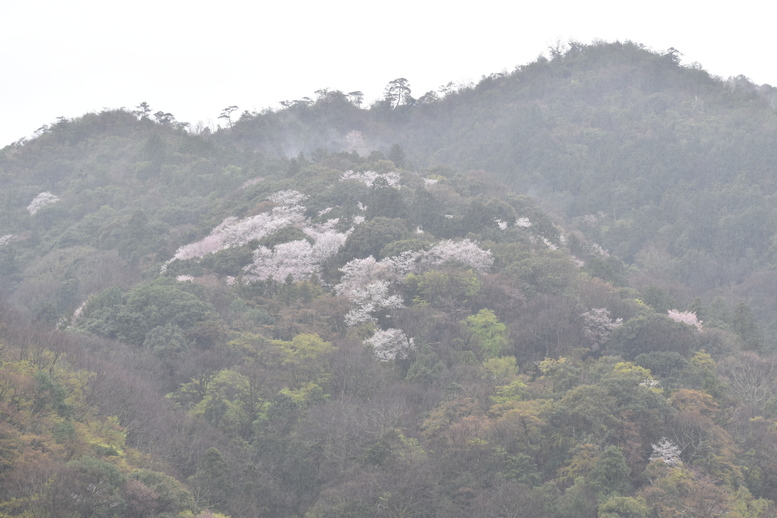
343,281,405,327
582,308,623,351
667,309,703,331
242,240,314,282
27,192,60,214
365,328,415,361
171,190,308,261
340,170,401,188
649,437,682,467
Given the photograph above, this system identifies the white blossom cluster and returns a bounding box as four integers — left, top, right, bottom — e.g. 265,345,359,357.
343,281,405,327
582,212,606,225
27,192,60,214
267,189,308,205
365,328,415,362
591,243,610,258
72,301,87,322
422,239,494,272
168,190,352,284
241,177,264,188
541,237,558,250
336,254,410,297
171,190,307,261
242,225,349,283
515,217,532,228
340,170,401,188
176,275,194,282
0,234,13,246
337,240,492,361
423,177,439,186
494,218,508,230
243,240,317,282
649,437,682,467
337,239,493,298
303,220,350,262
345,130,365,152
667,309,703,331
582,308,623,350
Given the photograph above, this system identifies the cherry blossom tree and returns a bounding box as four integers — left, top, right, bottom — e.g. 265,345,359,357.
422,239,493,272
243,240,318,282
302,219,350,263
649,437,682,467
365,328,415,361
667,309,703,331
336,240,492,332
337,240,493,295
171,190,308,261
267,189,308,206
340,170,401,188
343,281,404,327
582,308,623,351
27,192,60,214
336,255,410,295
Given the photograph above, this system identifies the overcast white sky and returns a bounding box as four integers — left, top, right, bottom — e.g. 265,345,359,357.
1,0,774,147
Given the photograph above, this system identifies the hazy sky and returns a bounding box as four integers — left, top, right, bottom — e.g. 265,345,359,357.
2,0,774,147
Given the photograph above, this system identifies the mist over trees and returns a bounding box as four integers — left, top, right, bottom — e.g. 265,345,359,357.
2,40,777,517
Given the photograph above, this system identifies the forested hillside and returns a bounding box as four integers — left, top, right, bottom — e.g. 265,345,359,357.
229,40,777,343
1,40,777,518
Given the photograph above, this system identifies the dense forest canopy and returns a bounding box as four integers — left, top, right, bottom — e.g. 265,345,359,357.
1,40,777,517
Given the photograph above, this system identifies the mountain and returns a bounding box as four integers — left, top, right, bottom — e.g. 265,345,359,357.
228,40,777,342
1,40,777,517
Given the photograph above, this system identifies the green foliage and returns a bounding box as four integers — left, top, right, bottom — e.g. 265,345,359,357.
610,312,699,359
62,456,127,517
587,446,633,499
733,302,764,350
584,256,628,286
503,249,578,296
33,370,73,418
410,268,481,308
366,178,408,219
598,496,649,518
129,468,199,516
464,308,509,358
480,355,519,384
80,277,218,346
0,424,21,473
634,351,689,387
143,322,194,360
639,286,676,314
198,244,255,276
257,225,314,249
380,237,432,258
339,217,408,260
405,345,445,384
